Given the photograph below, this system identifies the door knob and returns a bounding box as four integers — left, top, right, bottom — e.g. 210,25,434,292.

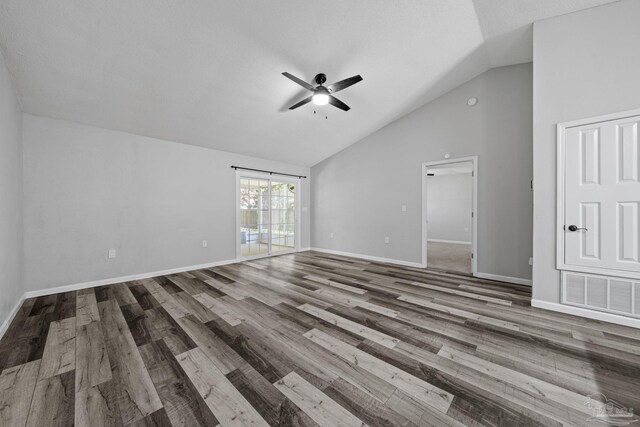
567,225,588,232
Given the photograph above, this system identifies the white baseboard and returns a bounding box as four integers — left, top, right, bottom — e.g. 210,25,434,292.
299,247,311,252
476,272,532,286
427,239,472,245
0,293,26,340
532,299,640,329
310,247,425,268
24,258,238,299
21,247,312,300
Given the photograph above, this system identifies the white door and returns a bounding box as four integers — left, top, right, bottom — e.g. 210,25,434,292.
562,114,640,277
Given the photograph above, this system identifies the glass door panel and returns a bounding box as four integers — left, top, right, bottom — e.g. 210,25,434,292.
239,178,270,257
270,181,296,253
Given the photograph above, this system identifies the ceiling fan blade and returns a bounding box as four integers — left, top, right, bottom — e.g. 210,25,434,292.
327,75,363,93
328,95,350,111
282,72,315,91
288,96,313,110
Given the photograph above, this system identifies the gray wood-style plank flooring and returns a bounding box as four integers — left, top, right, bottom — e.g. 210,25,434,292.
1,251,639,426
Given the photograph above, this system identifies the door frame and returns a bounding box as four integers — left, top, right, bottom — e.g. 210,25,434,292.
235,171,302,261
421,156,478,275
556,107,640,280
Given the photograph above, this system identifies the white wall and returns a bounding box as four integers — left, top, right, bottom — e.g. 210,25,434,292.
22,115,310,292
312,63,533,281
0,49,23,330
533,0,640,303
427,173,472,243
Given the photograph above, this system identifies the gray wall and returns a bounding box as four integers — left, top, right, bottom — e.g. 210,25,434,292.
532,0,640,303
312,63,533,280
0,49,23,329
22,115,310,292
427,173,472,243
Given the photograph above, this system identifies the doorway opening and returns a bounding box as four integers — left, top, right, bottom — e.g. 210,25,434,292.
236,172,300,260
422,156,478,275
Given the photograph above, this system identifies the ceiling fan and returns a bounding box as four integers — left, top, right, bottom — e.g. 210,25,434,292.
282,72,363,111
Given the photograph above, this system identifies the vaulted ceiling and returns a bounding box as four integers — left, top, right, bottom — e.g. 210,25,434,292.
0,0,618,166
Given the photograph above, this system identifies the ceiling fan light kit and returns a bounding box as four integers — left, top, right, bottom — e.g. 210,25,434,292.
312,88,330,106
282,71,363,111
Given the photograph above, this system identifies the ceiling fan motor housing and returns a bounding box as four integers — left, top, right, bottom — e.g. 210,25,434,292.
314,73,327,85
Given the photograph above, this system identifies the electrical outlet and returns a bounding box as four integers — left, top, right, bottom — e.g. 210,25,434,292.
529,257,533,266
401,205,407,212
108,249,117,259
330,232,334,238
302,206,308,213
202,240,208,248
384,237,390,244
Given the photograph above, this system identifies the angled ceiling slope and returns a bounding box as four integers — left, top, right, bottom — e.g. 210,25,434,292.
0,0,619,166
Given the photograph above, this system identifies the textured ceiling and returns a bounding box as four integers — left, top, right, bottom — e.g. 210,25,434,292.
0,0,619,166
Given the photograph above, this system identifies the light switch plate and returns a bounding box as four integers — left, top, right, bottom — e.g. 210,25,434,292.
202,240,208,248
401,205,407,212
108,249,117,259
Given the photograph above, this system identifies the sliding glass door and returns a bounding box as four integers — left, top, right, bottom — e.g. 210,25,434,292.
238,174,298,259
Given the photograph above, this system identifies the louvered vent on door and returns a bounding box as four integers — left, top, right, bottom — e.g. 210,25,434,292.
565,274,586,304
586,277,607,308
562,271,639,318
610,281,633,313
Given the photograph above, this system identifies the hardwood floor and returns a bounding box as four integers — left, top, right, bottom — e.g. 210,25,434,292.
1,251,639,426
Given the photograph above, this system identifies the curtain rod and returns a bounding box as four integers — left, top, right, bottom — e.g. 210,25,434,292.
230,166,307,179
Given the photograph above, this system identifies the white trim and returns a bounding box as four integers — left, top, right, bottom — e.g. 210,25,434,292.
310,247,424,268
23,258,238,299
532,299,640,329
422,156,478,274
556,107,640,129
476,272,532,286
0,294,26,340
556,108,640,280
557,264,640,281
427,239,472,245
556,120,566,271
